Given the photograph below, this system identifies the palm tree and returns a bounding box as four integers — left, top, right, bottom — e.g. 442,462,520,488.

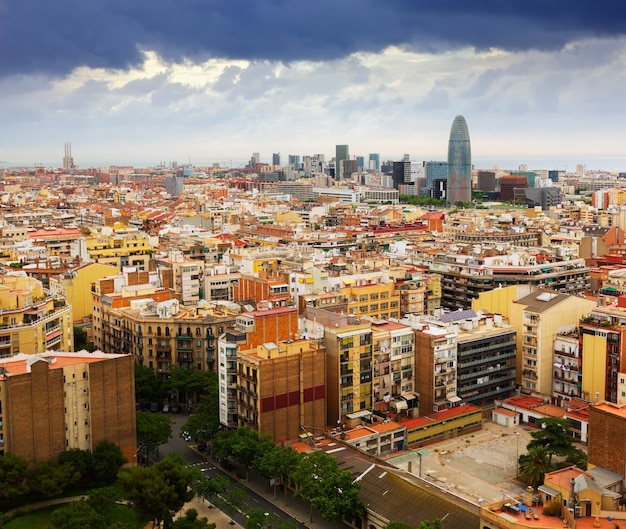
518,445,556,488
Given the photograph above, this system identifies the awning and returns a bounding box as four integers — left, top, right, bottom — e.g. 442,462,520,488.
391,399,408,411
447,396,462,403
401,392,418,401
538,485,560,497
46,330,61,340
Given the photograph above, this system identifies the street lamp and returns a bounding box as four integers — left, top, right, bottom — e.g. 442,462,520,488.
515,432,520,479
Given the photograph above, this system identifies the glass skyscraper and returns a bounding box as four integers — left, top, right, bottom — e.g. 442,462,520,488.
447,115,472,205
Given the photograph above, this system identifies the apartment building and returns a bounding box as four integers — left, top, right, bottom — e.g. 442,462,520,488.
218,306,299,429
341,280,401,321
323,315,373,427
510,290,595,398
236,339,326,442
84,229,153,271
456,314,517,407
0,271,73,356
579,303,626,404
49,262,120,326
370,320,417,415
0,351,135,466
155,251,202,306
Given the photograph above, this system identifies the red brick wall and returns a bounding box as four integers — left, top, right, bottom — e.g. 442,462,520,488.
588,406,626,476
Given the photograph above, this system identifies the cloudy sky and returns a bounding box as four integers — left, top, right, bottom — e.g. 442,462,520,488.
2,0,626,170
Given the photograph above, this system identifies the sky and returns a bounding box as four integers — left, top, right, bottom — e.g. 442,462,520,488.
2,0,626,170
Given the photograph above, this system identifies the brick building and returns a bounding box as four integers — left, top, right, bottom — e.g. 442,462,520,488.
0,351,136,466
236,339,327,442
587,402,626,477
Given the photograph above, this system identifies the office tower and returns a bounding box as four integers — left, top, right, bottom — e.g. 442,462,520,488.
392,154,412,190
424,161,448,197
548,170,560,183
63,142,75,170
272,152,281,166
250,152,260,168
342,159,358,180
477,170,496,192
500,175,528,201
335,145,349,180
447,115,472,204
288,154,300,167
165,175,184,197
369,153,380,171
356,156,365,171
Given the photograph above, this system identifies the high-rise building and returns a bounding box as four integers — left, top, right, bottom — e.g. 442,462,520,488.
447,115,472,204
369,153,380,171
356,156,365,171
392,154,412,190
335,145,349,180
424,161,448,197
272,152,281,166
476,170,496,192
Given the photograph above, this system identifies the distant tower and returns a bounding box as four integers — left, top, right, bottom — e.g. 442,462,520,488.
63,142,75,170
335,145,349,180
447,115,471,205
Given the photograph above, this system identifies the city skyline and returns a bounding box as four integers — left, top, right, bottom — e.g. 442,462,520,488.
2,2,626,168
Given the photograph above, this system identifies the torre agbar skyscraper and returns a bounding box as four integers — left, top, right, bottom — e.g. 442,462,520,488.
447,115,472,205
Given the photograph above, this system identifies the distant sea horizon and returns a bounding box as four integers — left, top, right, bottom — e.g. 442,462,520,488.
2,154,626,173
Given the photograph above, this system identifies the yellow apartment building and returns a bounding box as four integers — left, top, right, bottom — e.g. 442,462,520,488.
341,280,401,321
0,271,73,356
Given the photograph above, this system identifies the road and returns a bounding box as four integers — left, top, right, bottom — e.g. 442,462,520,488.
160,412,309,529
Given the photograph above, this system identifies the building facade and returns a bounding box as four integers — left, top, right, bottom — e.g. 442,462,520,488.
446,115,472,205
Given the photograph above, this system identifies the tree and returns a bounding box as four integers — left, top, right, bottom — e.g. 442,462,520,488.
58,448,94,482
194,475,229,509
137,410,173,461
292,450,364,523
215,484,249,525
92,440,127,484
519,445,557,488
246,508,275,529
173,508,217,529
87,486,122,517
28,460,80,499
227,427,269,480
384,523,413,529
418,520,442,529
168,366,214,410
73,326,95,352
119,454,195,528
135,362,165,403
180,372,220,444
51,499,107,529
0,452,29,500
254,445,301,505
526,417,587,470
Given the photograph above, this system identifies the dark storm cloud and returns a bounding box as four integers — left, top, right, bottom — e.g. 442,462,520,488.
2,0,625,78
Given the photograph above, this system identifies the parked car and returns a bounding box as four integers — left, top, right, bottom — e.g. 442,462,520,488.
162,404,170,413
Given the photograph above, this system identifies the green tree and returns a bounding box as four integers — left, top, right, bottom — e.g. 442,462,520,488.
246,508,275,529
173,508,216,529
227,427,270,480
58,448,94,482
519,445,557,488
292,450,364,523
87,486,122,517
92,440,127,484
528,418,576,458
180,372,220,444
384,522,413,529
137,410,173,461
254,445,301,505
135,362,165,403
73,326,95,352
0,452,29,500
215,484,249,525
119,454,196,527
194,475,229,509
51,499,107,529
28,460,80,499
418,519,442,529
168,366,214,410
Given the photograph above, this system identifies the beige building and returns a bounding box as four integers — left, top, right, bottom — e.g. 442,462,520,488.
0,351,136,466
510,290,595,397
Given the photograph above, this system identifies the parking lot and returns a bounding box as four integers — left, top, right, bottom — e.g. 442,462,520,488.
413,421,538,505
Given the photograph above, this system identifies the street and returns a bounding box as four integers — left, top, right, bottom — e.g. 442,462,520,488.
160,412,310,529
